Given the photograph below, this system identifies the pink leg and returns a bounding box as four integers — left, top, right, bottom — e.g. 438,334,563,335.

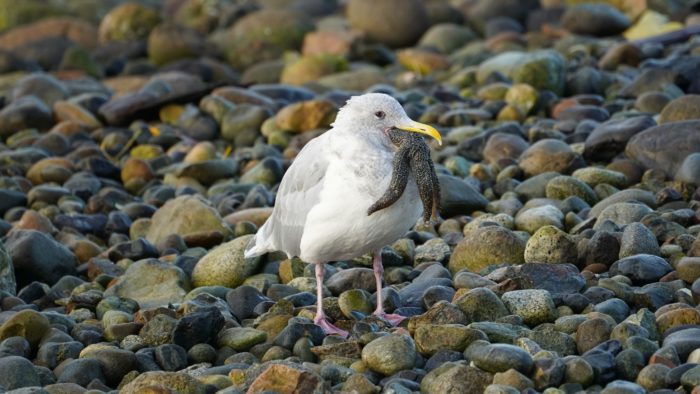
372,251,406,326
313,263,348,337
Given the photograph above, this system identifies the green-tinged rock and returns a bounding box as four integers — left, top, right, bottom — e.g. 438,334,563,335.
468,322,524,344
454,287,509,322
470,343,534,374
477,50,567,95
220,104,269,143
199,95,236,124
501,289,557,326
414,324,488,355
222,9,314,70
242,273,278,293
418,23,476,54
98,2,160,42
279,258,306,284
173,160,238,187
145,195,231,247
505,83,539,116
184,285,231,301
239,157,284,187
493,369,534,391
444,156,473,178
147,23,205,66
677,257,700,283
519,139,583,177
361,334,416,375
462,213,514,235
54,100,101,128
184,141,217,163
217,327,267,351
104,260,190,309
408,302,468,332
449,225,525,273
514,172,560,200
338,289,373,318
397,48,451,75
0,0,71,30
572,167,629,188
120,371,207,394
0,309,50,348
280,54,348,86
275,99,336,132
80,344,138,386
140,314,177,347
173,0,233,33
340,373,379,394
59,46,103,78
96,296,139,320
563,356,594,387
546,175,598,205
527,329,577,356
524,225,578,264
317,67,387,91
421,362,493,394
191,235,261,288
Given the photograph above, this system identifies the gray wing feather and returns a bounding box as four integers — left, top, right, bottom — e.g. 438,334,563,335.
252,135,330,257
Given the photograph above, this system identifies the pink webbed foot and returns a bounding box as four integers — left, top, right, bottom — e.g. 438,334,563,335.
375,312,407,326
314,317,348,337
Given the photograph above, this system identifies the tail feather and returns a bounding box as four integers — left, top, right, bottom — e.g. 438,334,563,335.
244,233,268,259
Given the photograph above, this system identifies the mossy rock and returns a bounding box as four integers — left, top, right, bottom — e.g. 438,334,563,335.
448,225,525,274
0,309,50,348
120,371,207,394
147,23,204,66
477,50,566,96
524,225,578,264
59,46,103,77
191,235,261,288
545,175,598,206
145,195,232,246
280,54,348,85
418,23,476,54
98,2,160,43
222,9,314,70
0,0,72,30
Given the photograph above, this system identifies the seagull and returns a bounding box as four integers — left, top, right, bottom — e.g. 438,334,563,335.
244,93,442,336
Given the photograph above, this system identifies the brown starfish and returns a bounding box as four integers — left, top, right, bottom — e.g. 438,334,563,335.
367,128,440,223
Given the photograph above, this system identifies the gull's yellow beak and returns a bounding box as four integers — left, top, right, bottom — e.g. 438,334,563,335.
395,120,442,145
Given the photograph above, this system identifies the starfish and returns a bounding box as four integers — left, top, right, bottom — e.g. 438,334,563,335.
367,128,441,224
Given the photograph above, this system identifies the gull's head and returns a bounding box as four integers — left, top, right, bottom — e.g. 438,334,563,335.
333,93,442,145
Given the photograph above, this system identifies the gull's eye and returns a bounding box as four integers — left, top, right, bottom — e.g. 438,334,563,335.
374,111,386,119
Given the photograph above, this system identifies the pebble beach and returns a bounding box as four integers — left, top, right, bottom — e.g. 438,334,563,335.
1,0,700,393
